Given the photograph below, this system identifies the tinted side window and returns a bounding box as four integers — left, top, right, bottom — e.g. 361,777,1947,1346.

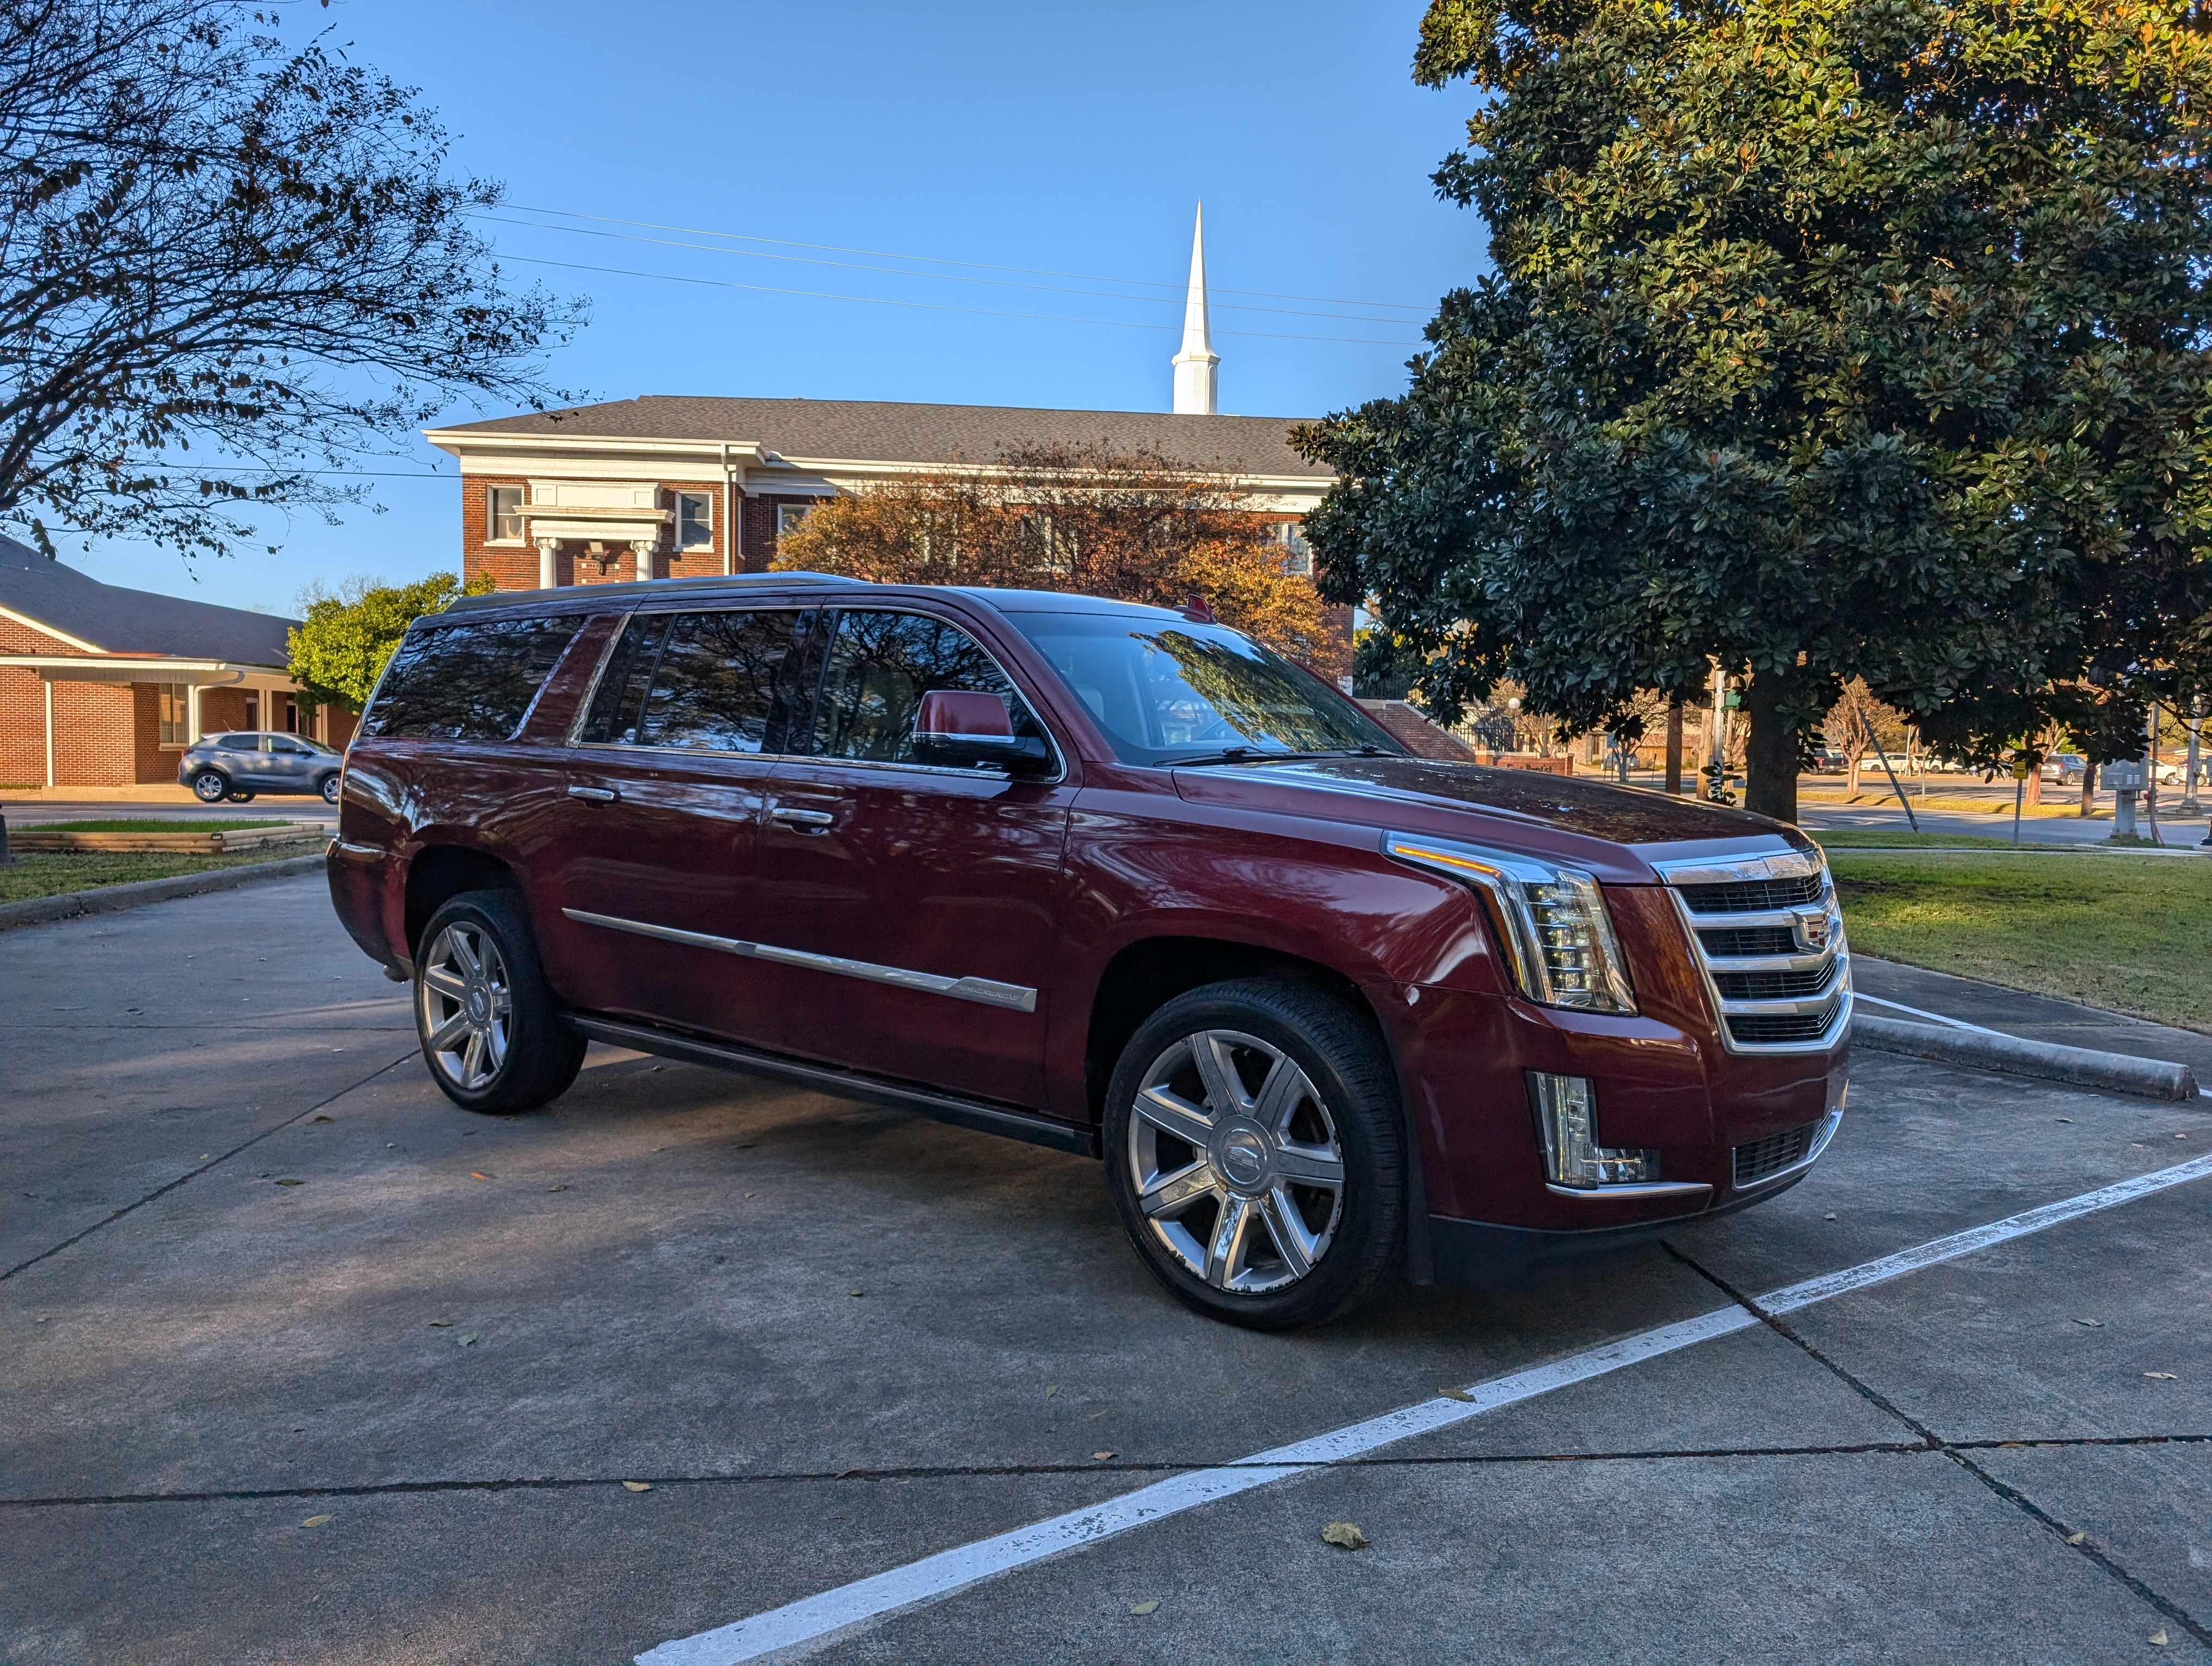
809,610,1045,765
363,617,585,741
581,610,813,751
215,733,257,749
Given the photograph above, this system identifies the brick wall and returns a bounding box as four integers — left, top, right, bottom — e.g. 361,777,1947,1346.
0,666,42,785
199,687,251,735
465,478,742,593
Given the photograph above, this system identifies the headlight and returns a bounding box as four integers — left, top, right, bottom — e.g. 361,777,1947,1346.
1384,831,1637,1014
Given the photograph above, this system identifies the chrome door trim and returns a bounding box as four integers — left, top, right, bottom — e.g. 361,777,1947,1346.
561,907,1039,1014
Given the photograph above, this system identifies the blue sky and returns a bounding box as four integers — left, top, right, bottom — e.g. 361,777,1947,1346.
75,1,1484,614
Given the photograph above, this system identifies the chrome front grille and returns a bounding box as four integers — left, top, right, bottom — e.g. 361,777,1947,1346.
1650,844,1851,1055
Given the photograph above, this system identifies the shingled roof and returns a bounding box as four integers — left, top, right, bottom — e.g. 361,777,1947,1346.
436,395,1334,479
0,536,295,665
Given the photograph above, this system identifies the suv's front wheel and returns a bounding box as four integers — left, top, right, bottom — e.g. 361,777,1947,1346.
1103,978,1405,1330
414,889,585,1113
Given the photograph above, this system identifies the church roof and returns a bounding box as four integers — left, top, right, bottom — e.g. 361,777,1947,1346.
433,395,1333,479
0,536,295,665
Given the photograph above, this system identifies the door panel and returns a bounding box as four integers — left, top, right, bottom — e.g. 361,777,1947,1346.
752,608,1073,1108
533,607,817,1047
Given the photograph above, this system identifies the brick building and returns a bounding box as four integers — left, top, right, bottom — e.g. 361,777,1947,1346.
0,537,342,788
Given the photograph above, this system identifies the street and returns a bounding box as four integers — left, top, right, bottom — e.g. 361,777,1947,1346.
4,876,2209,1663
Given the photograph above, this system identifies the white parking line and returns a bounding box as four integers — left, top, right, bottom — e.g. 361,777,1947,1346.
638,1151,2212,1666
1854,992,2010,1037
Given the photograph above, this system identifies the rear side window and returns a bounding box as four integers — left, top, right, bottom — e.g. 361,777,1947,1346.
215,733,258,749
580,609,812,752
809,609,1046,765
362,616,585,742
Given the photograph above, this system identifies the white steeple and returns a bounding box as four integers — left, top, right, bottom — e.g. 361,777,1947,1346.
1171,203,1219,416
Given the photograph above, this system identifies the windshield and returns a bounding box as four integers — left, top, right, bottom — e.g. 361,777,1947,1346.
1004,610,1404,767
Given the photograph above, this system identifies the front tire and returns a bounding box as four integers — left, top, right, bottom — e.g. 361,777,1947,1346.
191,770,228,803
1103,978,1404,1331
414,889,584,1113
224,789,254,803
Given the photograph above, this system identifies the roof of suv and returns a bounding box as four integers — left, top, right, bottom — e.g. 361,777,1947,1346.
440,574,1188,623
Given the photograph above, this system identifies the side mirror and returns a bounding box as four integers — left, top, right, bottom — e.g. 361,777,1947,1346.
911,690,1056,778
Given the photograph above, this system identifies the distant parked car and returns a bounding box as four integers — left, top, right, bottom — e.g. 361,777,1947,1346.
179,731,343,803
2040,753,2088,786
1810,748,1849,774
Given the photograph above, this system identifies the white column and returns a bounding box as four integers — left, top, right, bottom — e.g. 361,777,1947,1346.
536,537,561,589
43,677,54,787
187,681,202,744
631,539,658,584
720,445,736,576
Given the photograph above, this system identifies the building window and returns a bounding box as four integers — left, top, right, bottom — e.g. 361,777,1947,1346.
776,503,812,539
1274,521,1313,576
487,485,525,543
157,683,191,746
676,490,715,551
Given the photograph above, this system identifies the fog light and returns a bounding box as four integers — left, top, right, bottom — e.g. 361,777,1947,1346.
1530,1072,1658,1189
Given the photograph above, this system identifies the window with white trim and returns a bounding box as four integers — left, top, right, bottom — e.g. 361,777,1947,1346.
776,503,812,539
1273,521,1313,576
157,682,191,746
675,490,715,551
487,485,525,543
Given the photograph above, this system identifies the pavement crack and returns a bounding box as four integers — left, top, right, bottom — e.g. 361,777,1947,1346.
1663,1241,2212,1649
1,1049,419,1283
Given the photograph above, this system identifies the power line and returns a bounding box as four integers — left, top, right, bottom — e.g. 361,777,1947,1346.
501,202,1435,314
474,213,1425,327
500,254,1425,347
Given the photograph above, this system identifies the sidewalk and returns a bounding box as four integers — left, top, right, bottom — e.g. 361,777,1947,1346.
1853,956,2212,1081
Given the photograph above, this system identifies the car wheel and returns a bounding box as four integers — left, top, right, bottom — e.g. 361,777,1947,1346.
224,789,255,803
414,889,584,1114
319,773,341,804
1102,978,1405,1331
191,770,229,803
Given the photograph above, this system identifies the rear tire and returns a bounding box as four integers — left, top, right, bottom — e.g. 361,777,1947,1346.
414,889,584,1114
191,770,228,803
319,773,342,804
1103,978,1404,1331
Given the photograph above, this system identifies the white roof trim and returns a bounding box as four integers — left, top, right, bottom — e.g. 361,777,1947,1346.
0,601,103,654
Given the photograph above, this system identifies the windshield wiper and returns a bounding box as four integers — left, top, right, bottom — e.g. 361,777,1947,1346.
1164,747,1366,767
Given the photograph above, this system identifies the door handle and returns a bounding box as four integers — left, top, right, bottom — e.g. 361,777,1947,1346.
770,805,835,829
567,785,619,804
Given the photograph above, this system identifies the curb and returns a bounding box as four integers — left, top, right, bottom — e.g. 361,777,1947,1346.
1853,1013,2201,1102
0,852,326,932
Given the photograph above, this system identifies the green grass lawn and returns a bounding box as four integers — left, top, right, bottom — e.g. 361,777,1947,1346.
0,839,326,905
28,818,294,834
1813,830,2040,850
1829,849,2212,1031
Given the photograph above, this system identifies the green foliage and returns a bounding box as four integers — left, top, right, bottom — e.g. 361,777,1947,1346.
286,572,490,709
1300,0,2212,813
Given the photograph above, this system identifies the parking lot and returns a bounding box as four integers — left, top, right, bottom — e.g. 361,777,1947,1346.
5,875,2210,1664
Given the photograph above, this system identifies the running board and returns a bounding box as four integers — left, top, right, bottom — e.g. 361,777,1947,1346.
565,1015,1101,1158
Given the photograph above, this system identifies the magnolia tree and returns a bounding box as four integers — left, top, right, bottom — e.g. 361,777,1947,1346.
1298,0,2212,820
774,441,1349,680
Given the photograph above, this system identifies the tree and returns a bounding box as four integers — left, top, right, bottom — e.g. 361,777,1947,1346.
774,440,1350,678
1298,0,2212,821
1823,679,1909,793
0,0,582,560
287,571,488,710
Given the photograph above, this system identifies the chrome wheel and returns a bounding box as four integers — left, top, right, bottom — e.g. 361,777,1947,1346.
417,922,513,1092
1126,1028,1346,1295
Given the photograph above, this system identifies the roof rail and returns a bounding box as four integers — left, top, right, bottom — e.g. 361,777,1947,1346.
444,571,869,613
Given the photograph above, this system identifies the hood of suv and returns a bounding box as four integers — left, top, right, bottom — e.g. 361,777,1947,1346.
1169,755,1810,883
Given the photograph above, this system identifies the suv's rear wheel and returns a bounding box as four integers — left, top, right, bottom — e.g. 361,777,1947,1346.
190,770,228,803
414,889,584,1113
1103,978,1404,1330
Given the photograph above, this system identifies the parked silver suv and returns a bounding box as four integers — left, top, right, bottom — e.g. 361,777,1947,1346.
178,731,344,803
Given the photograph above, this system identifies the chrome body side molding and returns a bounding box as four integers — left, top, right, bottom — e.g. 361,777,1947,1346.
560,907,1039,1014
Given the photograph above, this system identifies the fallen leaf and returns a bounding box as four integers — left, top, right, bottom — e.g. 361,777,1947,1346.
1321,1522,1368,1551
310,1115,333,1124
849,1289,864,1298
300,1514,333,1528
2145,1372,2178,1380
623,1481,652,1493
427,1320,453,1328
456,1334,476,1347
274,1178,304,1187
1824,1212,1837,1220
1092,1451,1117,1460
470,1171,492,1181
1044,1386,1059,1398
2075,1318,2105,1328
1129,1600,1159,1616
2055,1117,2072,1124
1438,1387,1476,1403
744,1191,756,1199
2151,1629,2169,1647
546,1184,568,1193
2066,1530,2087,1545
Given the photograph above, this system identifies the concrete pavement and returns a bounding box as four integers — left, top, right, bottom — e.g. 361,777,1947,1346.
3,876,2209,1664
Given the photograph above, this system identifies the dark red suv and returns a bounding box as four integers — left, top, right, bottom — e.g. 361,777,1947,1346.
327,573,1849,1329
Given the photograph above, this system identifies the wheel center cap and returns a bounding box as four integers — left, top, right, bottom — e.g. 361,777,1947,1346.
466,988,489,1023
1218,1126,1269,1190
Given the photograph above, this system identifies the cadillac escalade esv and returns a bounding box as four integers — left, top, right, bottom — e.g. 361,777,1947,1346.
326,573,1849,1329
